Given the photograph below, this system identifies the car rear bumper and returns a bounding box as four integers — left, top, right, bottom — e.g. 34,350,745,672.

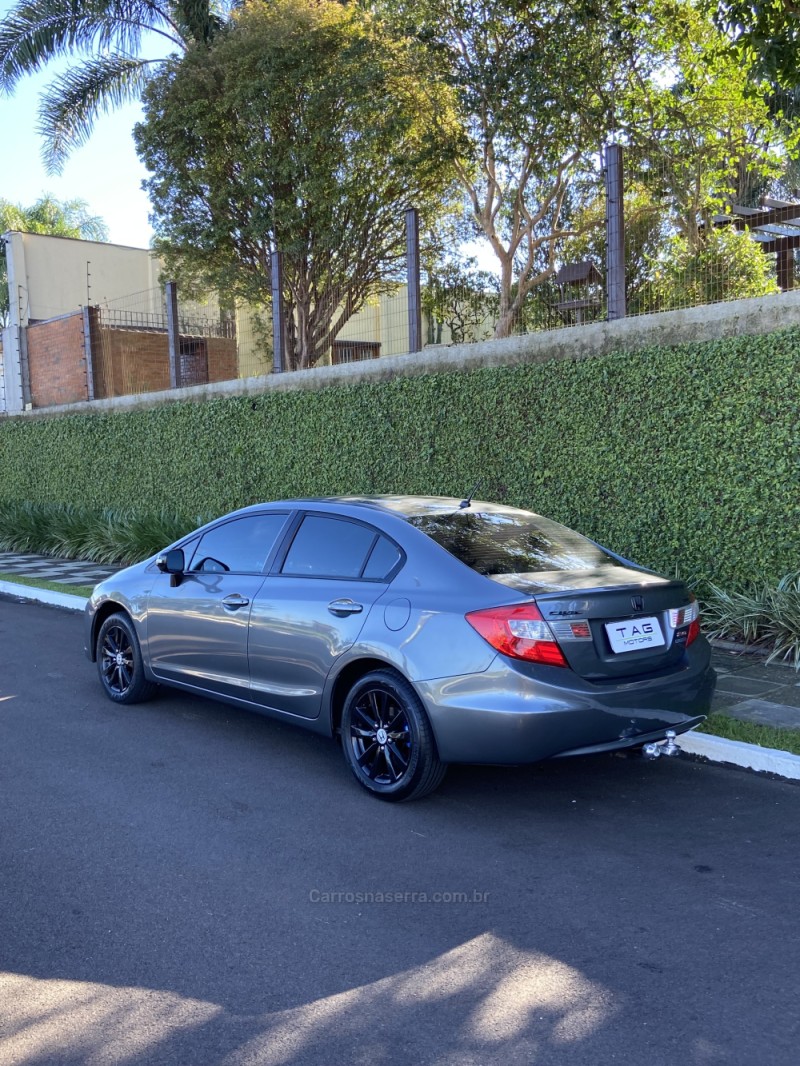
416,643,716,764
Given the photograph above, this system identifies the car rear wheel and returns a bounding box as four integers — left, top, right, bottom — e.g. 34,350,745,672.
97,613,157,704
341,670,447,802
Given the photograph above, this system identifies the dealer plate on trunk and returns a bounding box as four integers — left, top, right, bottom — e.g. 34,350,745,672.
605,616,665,654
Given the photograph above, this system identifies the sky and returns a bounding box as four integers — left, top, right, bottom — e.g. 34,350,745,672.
0,3,498,268
0,3,159,249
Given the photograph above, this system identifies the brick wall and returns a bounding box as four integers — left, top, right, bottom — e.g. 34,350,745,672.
94,328,171,398
26,319,238,407
27,312,89,408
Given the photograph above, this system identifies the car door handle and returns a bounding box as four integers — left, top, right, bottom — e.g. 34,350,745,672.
327,598,364,616
222,594,250,610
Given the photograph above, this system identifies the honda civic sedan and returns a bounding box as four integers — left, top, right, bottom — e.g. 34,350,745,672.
85,496,715,801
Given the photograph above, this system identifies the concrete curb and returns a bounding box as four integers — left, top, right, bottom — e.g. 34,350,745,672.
0,580,88,612
679,730,800,782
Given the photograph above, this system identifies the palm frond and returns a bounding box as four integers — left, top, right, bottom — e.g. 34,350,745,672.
0,0,184,92
38,53,153,172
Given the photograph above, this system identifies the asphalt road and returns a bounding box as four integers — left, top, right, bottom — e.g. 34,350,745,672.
1,597,798,1066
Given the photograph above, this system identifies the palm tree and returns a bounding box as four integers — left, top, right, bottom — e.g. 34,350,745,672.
0,0,227,172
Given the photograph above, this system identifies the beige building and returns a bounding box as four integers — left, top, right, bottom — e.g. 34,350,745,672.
1,231,416,411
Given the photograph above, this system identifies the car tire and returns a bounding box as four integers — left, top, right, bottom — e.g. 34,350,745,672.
341,670,447,802
97,612,157,704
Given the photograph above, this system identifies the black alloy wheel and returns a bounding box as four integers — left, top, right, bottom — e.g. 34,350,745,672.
341,670,447,802
97,613,157,704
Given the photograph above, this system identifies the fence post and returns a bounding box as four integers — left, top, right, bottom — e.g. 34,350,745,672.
271,250,285,373
605,143,626,321
82,306,96,401
165,281,181,389
406,207,422,353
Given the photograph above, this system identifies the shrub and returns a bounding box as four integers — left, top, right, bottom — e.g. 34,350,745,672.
0,501,195,565
0,325,798,590
702,572,800,669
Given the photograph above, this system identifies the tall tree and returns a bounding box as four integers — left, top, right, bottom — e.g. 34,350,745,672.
1,194,108,326
710,1,800,87
0,0,226,171
380,0,636,337
135,0,460,370
615,2,797,249
392,0,795,330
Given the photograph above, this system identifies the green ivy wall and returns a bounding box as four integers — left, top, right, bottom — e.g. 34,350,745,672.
1,328,798,589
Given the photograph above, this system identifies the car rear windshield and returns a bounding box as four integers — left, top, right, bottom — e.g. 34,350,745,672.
408,510,620,575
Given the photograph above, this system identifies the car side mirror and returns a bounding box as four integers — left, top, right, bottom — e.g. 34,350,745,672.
156,547,186,587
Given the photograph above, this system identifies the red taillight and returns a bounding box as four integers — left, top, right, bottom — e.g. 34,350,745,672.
465,603,568,667
670,596,701,647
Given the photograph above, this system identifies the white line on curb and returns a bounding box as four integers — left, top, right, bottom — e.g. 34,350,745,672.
0,580,88,612
680,730,800,782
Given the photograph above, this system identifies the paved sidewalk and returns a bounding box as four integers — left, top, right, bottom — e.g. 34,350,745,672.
0,550,121,586
1,548,798,735
711,645,800,730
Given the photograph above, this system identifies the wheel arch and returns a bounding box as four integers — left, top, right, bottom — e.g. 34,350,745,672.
88,600,132,661
328,657,409,737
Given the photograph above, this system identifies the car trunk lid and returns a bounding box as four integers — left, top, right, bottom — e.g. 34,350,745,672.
491,568,697,680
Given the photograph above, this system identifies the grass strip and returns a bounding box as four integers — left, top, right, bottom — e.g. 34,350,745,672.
0,571,94,599
697,713,800,757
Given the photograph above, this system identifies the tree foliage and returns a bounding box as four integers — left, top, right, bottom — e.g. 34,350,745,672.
617,3,799,249
710,1,800,88
381,0,627,337
1,194,108,326
0,0,227,171
135,0,460,370
384,0,795,329
649,226,779,309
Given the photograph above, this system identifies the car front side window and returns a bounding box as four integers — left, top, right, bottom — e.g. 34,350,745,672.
189,514,289,574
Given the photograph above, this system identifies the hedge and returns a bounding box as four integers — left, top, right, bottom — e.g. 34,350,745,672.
1,327,798,590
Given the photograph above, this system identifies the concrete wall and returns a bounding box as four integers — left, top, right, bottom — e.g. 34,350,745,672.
4,231,163,326
336,287,411,358
1,323,25,412
13,287,800,418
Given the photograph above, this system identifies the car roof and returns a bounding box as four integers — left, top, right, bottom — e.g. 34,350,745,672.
269,495,536,520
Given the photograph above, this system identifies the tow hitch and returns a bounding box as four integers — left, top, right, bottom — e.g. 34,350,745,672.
642,730,680,760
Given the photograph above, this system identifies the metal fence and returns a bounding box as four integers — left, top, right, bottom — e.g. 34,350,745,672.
47,133,800,400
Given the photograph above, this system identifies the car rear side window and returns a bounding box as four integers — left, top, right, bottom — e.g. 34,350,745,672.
362,535,402,580
408,511,619,575
190,514,288,574
282,516,380,579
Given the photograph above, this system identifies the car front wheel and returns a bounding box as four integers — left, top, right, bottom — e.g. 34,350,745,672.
97,612,157,704
341,670,447,802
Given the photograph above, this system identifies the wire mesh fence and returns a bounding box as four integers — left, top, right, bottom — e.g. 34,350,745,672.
28,126,800,404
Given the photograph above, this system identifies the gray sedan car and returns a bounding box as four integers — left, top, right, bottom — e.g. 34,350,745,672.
85,496,715,801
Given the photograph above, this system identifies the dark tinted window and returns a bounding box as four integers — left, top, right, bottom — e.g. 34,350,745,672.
190,514,288,574
282,516,377,578
362,536,402,580
408,511,619,575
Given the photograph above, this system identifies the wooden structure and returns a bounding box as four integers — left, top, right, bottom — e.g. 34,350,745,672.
712,197,800,290
553,261,604,324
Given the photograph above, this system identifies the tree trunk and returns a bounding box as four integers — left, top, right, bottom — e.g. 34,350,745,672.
494,259,516,339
